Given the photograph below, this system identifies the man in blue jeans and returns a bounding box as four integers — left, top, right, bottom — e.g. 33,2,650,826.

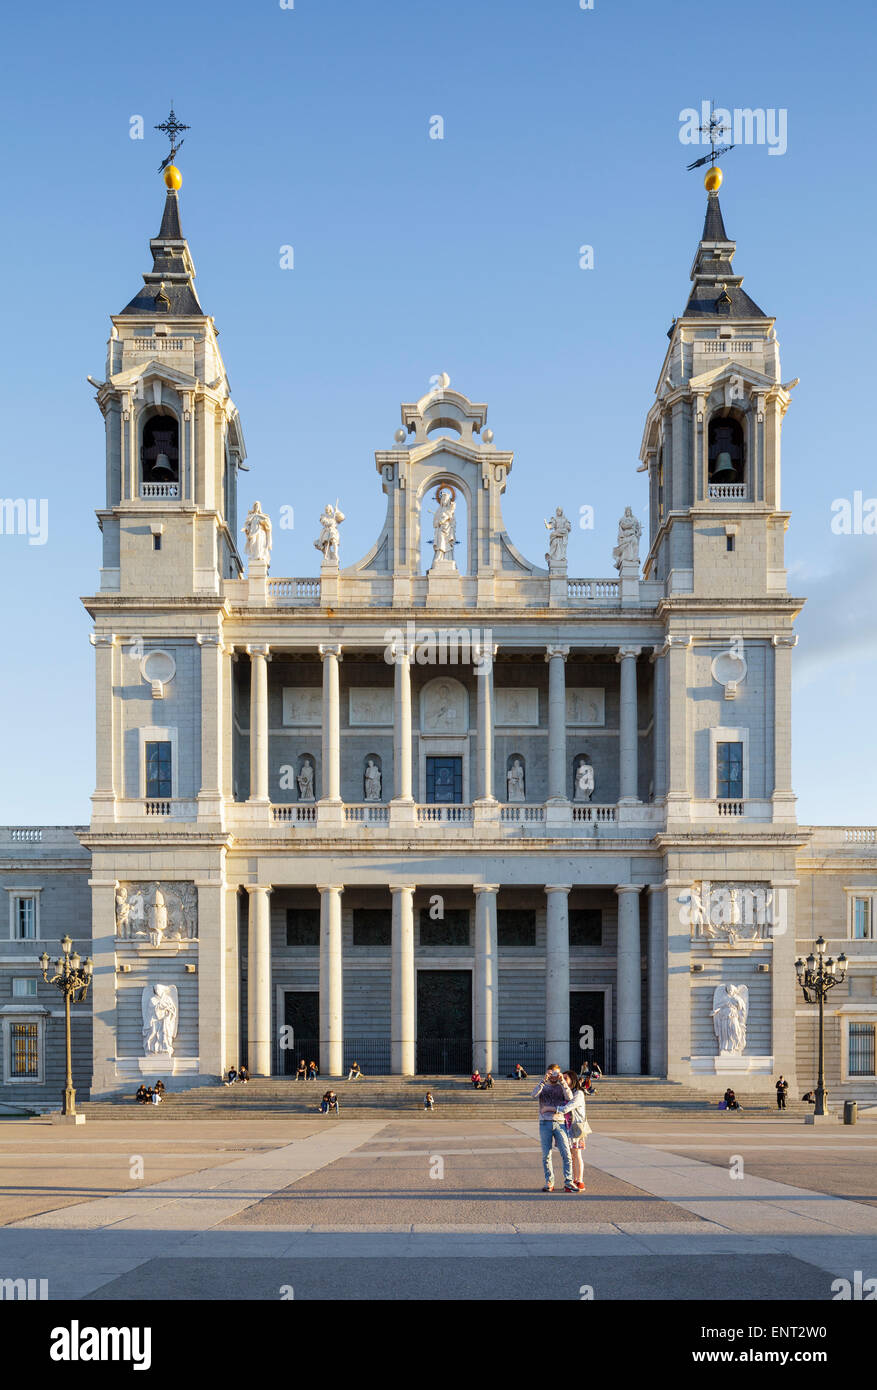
532,1064,577,1192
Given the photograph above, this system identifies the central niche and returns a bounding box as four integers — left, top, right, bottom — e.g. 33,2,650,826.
420,480,468,574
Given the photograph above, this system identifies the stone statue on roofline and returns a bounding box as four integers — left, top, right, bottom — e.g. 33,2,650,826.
544,507,571,565
242,501,272,565
314,502,345,565
612,506,641,572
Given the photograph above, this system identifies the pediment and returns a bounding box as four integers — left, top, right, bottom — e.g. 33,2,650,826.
689,361,775,392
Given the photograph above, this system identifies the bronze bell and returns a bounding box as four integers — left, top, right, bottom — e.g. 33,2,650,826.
152,452,174,478
711,451,737,483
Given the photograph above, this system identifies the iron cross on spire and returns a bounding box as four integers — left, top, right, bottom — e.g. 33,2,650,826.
686,102,735,172
155,105,190,173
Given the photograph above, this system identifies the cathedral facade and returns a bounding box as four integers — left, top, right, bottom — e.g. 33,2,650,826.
2,174,877,1104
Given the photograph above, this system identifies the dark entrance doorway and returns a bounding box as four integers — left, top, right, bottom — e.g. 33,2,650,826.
425,756,463,803
417,969,472,1072
283,990,319,1075
569,991,607,1072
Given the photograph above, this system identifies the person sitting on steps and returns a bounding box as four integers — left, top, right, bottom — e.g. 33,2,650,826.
424,1091,435,1110
347,1061,363,1081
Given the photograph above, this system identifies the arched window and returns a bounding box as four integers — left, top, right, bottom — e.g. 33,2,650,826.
141,414,180,493
707,416,745,486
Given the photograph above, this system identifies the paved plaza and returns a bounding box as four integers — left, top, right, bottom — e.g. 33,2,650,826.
1,1113,875,1301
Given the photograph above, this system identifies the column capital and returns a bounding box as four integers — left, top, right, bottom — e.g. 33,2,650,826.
544,644,570,662
615,883,644,895
246,643,271,659
243,883,273,895
473,883,500,895
197,633,224,648
390,883,418,894
90,632,117,648
318,644,344,661
544,883,572,894
616,645,642,662
772,634,798,649
316,883,345,894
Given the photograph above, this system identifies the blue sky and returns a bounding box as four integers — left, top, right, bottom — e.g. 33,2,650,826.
1,0,875,825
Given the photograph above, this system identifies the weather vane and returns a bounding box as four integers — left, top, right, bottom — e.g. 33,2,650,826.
686,102,735,174
155,104,190,174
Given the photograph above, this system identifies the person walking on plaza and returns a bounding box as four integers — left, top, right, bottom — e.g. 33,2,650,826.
531,1064,577,1192
775,1075,788,1110
561,1071,591,1191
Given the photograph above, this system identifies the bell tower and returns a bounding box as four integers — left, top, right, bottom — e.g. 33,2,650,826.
90,152,246,597
639,170,797,600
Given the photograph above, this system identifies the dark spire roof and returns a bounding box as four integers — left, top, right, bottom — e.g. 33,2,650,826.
118,187,203,317
682,190,767,321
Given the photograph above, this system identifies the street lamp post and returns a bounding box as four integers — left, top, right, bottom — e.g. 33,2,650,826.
39,936,93,1117
795,935,846,1118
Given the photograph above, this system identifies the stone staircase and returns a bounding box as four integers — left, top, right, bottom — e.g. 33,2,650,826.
75,1076,815,1122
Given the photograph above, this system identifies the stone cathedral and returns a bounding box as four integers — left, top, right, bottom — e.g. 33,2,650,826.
2,165,877,1106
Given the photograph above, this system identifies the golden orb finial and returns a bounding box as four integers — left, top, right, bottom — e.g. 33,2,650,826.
704,166,723,194
163,164,183,191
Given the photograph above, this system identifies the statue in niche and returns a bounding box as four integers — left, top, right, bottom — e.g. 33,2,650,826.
612,506,642,571
507,759,525,802
142,983,179,1057
574,759,594,802
710,983,748,1054
314,502,345,564
364,760,382,801
242,501,272,565
544,507,572,564
297,757,315,801
149,885,169,946
431,486,457,564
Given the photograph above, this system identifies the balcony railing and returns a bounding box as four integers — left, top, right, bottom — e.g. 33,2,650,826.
708,483,747,500
268,577,321,602
701,339,754,353
500,805,546,823
571,804,617,823
140,481,179,499
717,799,745,817
416,804,474,824
344,804,390,824
9,828,43,842
142,799,197,819
567,578,620,601
845,828,877,843
131,337,186,351
273,804,317,824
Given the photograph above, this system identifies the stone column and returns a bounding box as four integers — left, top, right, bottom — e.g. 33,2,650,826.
664,635,691,814
545,885,572,1065
390,644,416,828
90,633,116,821
545,645,570,802
246,644,270,803
771,636,798,821
88,877,120,1095
245,884,272,1076
319,645,343,804
646,885,667,1076
197,634,224,820
318,884,344,1076
197,876,227,1079
616,645,641,805
390,884,416,1075
649,646,667,803
475,644,497,802
616,884,643,1075
473,885,499,1074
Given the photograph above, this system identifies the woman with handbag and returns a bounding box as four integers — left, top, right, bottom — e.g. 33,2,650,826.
562,1072,591,1192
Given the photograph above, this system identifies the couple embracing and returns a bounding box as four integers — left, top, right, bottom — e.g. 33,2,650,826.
532,1065,591,1192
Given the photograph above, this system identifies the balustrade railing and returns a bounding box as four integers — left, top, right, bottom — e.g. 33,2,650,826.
131,337,186,351
717,800,745,817
140,481,179,499
344,804,390,824
708,483,747,500
567,578,620,600
845,828,877,843
273,804,318,823
268,577,321,601
416,804,474,824
571,804,617,823
500,805,546,823
701,339,754,353
9,828,42,842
